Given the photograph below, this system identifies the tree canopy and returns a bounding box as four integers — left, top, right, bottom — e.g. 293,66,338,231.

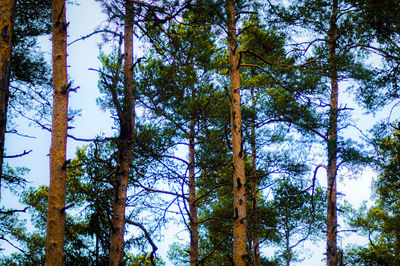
0,0,399,265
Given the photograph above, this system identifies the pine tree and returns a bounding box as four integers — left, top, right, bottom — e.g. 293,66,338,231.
137,12,222,265
225,1,247,264
347,123,400,264
266,0,380,263
0,0,16,199
45,0,70,264
108,0,136,264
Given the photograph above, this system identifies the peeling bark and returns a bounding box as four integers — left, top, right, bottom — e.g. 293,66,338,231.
0,0,16,200
45,0,69,265
226,0,247,264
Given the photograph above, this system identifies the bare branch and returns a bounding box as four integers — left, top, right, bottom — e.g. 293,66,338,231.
68,29,120,46
0,236,27,254
0,207,28,215
4,150,32,158
125,219,158,266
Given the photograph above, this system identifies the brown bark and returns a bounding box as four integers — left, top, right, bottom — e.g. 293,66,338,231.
226,0,247,265
250,88,260,266
0,0,16,200
109,1,135,265
286,247,291,266
45,0,69,265
327,0,338,265
189,85,199,266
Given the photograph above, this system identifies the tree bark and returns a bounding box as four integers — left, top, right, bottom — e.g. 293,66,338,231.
45,0,69,265
0,0,16,200
226,0,247,265
109,1,135,265
250,87,260,266
189,85,199,266
327,0,338,265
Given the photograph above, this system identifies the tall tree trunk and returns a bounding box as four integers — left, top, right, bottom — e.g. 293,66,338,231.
45,0,69,265
109,1,135,265
327,0,338,265
250,87,260,266
0,0,16,200
286,246,291,266
189,85,199,266
226,0,247,264
285,218,291,266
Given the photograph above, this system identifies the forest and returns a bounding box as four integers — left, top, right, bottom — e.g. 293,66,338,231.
0,0,399,265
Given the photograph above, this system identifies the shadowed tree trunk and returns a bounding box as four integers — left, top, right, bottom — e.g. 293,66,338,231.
189,84,199,266
45,0,69,265
109,0,135,265
0,0,16,200
327,0,338,265
250,87,260,266
226,0,247,264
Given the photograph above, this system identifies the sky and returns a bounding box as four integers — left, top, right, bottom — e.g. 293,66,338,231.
2,0,399,265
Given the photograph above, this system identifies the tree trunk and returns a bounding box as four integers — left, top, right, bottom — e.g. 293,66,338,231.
286,247,291,266
0,0,16,200
338,249,344,266
285,220,291,266
327,0,338,265
189,85,199,266
109,1,135,265
250,88,260,266
45,0,69,265
226,0,247,265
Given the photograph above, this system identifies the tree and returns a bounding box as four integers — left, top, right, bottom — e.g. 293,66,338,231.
0,0,16,199
225,1,247,264
326,2,339,264
271,178,325,266
0,0,55,211
266,1,380,264
1,145,114,265
0,0,53,201
346,123,400,265
347,0,400,39
107,1,136,264
95,1,195,262
345,0,400,110
45,0,70,264
9,0,52,130
137,12,224,264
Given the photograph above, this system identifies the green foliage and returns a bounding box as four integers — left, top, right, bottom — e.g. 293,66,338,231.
3,0,396,264
8,0,53,127
1,163,28,194
346,122,400,265
347,0,400,39
126,253,165,265
96,45,125,124
270,177,325,265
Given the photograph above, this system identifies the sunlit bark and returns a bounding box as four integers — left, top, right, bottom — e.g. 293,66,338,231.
109,0,135,264
46,0,69,265
226,0,247,264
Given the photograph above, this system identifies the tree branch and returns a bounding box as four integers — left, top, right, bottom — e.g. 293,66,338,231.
0,207,28,215
125,219,158,266
68,29,120,46
4,150,32,158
